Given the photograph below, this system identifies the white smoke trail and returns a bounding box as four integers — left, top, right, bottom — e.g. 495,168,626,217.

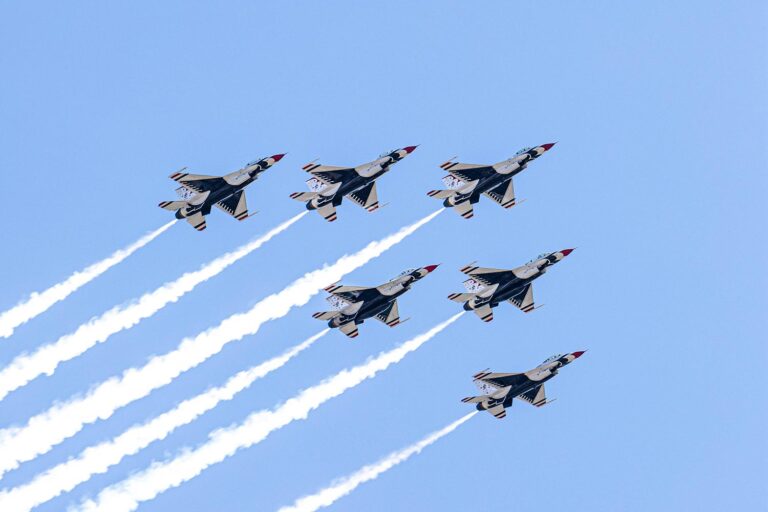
0,212,305,402
73,312,463,512
278,411,476,512
0,221,176,339
0,209,442,479
0,330,327,512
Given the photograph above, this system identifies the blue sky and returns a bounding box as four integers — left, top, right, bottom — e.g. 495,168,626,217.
1,1,766,511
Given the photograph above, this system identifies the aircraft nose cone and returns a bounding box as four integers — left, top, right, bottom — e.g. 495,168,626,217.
560,248,575,257
403,145,418,154
271,153,286,162
540,142,556,151
572,350,586,359
423,264,439,273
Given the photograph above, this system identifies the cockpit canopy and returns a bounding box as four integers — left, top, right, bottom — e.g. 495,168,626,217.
392,268,416,280
527,252,550,264
514,147,533,156
246,157,265,167
541,354,564,364
378,149,396,158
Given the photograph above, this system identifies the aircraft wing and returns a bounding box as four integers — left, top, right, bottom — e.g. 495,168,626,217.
473,370,529,389
439,160,496,183
516,384,547,407
459,263,515,287
374,300,400,327
347,181,380,212
302,162,356,185
324,284,373,303
507,283,535,313
482,179,517,209
170,171,227,193
215,191,250,221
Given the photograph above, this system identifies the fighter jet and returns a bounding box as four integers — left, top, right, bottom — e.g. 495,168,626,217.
159,154,285,231
312,265,438,338
290,146,418,222
462,351,585,419
427,143,555,219
448,249,574,322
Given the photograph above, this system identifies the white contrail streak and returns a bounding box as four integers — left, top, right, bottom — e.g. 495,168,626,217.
0,212,305,402
0,209,442,480
73,312,462,512
0,330,327,512
0,221,176,339
278,412,477,512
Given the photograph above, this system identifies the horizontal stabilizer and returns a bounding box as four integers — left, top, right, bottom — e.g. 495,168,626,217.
338,321,359,339
487,403,507,419
185,212,207,232
461,395,485,404
473,305,493,323
289,191,318,202
426,189,455,199
453,201,474,219
158,200,187,211
447,292,475,303
317,203,337,222
312,310,341,321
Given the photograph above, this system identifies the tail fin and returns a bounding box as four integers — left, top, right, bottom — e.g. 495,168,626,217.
427,189,455,199
312,310,341,321
158,200,187,211
289,191,318,202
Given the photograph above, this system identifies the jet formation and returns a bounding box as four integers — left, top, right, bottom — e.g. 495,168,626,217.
462,351,585,419
313,265,438,338
157,143,586,420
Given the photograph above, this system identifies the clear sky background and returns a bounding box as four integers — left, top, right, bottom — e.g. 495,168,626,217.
1,1,766,511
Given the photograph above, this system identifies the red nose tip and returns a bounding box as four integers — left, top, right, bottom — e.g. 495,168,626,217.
560,248,574,257
540,143,556,151
572,350,586,359
271,154,286,162
403,146,418,154
423,264,439,273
